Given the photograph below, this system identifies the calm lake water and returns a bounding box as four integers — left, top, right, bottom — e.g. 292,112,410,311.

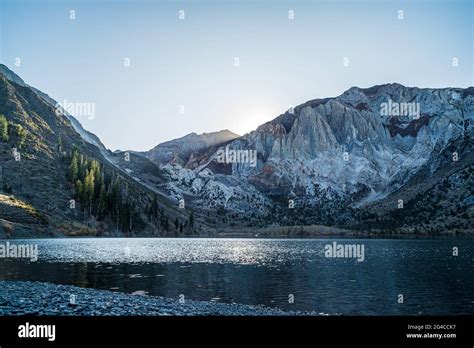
0,238,473,315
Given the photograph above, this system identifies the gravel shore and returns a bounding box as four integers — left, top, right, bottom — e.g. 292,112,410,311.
0,281,312,316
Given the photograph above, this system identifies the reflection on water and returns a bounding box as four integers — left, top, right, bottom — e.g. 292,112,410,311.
0,238,473,315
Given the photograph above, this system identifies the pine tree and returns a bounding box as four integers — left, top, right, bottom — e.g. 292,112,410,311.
13,124,26,148
97,181,107,219
0,115,8,142
84,169,95,214
119,199,131,232
111,176,121,208
78,154,86,179
75,180,83,200
90,160,101,192
110,176,122,230
69,152,79,182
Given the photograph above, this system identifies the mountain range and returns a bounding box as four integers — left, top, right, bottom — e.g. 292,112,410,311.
0,63,472,237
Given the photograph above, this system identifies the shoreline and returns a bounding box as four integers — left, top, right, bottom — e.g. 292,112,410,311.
2,220,472,239
2,236,474,241
0,281,313,316
1,234,473,240
2,219,473,239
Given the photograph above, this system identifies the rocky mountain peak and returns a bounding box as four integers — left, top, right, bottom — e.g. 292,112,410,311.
0,64,26,87
146,129,240,166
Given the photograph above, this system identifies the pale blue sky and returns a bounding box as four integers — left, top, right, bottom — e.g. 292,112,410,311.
1,0,472,151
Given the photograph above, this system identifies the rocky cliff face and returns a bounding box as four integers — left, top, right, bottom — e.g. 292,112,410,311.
154,84,473,233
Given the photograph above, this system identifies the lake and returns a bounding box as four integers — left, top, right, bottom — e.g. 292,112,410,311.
0,237,473,315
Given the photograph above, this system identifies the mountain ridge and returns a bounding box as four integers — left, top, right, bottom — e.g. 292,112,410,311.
0,64,472,236
145,129,240,167
143,82,473,234
0,65,197,238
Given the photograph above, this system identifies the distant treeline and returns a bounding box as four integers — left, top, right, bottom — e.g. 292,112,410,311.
66,148,145,232
64,148,193,235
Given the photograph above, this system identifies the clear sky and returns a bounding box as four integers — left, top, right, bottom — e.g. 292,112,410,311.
0,0,472,151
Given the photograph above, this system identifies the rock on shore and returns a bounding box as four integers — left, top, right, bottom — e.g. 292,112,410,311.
0,281,312,316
